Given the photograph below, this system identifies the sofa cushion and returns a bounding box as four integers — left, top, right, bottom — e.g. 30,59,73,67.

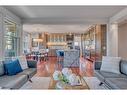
27,60,37,68
0,61,4,76
4,59,23,76
105,78,127,89
120,60,127,76
14,56,28,70
94,61,102,70
101,56,121,74
0,74,27,89
18,68,36,78
95,70,127,82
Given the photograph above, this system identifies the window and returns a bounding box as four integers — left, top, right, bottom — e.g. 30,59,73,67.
4,19,19,57
23,33,30,53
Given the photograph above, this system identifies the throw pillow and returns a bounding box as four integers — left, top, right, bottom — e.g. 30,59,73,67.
4,59,23,76
14,59,23,73
17,56,28,70
0,61,4,76
100,56,121,74
3,59,13,74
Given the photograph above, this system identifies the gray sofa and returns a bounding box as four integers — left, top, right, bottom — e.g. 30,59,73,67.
0,60,37,89
94,60,127,89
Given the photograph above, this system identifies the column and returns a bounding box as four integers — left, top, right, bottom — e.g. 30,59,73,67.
107,23,118,57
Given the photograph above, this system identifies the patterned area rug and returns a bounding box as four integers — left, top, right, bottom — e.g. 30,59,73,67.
83,77,108,89
20,77,51,89
20,76,108,89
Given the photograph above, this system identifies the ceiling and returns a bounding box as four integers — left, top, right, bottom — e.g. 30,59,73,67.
5,6,126,24
23,24,91,33
4,6,127,33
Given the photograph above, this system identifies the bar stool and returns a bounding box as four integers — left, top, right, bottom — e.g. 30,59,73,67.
56,50,61,62
56,50,64,70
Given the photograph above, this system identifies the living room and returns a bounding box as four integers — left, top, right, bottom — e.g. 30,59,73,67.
1,5,127,90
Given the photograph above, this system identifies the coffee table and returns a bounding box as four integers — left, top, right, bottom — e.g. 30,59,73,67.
48,76,89,89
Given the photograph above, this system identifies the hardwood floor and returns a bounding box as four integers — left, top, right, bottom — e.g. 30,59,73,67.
35,57,94,77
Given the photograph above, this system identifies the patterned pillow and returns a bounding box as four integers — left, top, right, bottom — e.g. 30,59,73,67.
17,56,28,70
0,61,4,76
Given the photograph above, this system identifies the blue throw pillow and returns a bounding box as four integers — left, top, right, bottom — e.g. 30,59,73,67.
3,60,13,75
14,59,23,73
4,59,23,76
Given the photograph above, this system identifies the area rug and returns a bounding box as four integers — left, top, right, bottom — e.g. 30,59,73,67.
20,77,51,89
83,77,108,89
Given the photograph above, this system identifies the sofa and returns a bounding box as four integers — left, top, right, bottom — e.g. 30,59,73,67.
0,59,37,89
94,60,127,89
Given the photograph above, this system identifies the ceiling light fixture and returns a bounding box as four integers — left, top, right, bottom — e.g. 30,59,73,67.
69,32,72,36
33,38,43,42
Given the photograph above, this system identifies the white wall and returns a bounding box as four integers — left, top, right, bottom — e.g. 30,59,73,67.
107,23,118,56
0,7,22,60
107,8,127,57
0,13,3,60
118,23,127,60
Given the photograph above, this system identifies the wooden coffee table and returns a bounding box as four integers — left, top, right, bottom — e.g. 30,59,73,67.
48,76,89,89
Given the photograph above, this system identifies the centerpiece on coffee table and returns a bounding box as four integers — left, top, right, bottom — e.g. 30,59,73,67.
52,68,83,89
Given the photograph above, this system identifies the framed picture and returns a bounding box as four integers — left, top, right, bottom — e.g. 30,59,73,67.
32,38,38,47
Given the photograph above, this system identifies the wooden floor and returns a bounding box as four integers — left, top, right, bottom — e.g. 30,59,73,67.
35,57,94,77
